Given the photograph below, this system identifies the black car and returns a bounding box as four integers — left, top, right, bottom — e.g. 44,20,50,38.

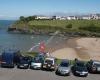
17,56,30,69
72,61,88,77
86,60,100,73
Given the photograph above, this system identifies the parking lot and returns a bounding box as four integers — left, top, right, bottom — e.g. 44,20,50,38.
0,68,99,80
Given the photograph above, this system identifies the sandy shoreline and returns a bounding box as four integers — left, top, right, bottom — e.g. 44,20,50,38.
46,37,100,61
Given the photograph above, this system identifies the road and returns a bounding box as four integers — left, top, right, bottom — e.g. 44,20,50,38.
0,68,100,80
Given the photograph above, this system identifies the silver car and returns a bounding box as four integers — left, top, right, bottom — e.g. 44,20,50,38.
87,60,100,73
56,59,71,76
30,56,44,70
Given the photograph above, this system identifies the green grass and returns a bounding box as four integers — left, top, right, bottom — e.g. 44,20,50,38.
11,19,100,37
55,59,88,65
14,20,100,30
55,58,62,65
21,52,38,57
28,20,100,28
28,20,67,28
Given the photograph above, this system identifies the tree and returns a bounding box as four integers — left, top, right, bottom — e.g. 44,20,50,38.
20,16,25,21
23,15,37,22
27,16,33,21
32,15,37,20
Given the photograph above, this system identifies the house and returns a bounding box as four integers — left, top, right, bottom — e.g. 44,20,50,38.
82,15,91,20
60,17,67,20
36,16,51,20
81,14,100,20
67,16,77,20
35,14,100,20
53,16,61,20
52,16,67,20
90,14,100,20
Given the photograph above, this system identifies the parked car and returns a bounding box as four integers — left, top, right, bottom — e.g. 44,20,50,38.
30,55,44,69
72,60,88,77
56,59,71,76
17,56,30,69
42,57,56,71
86,60,100,73
36,53,45,59
1,49,20,68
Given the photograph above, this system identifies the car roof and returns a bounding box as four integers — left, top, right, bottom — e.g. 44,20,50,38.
3,49,19,54
61,59,69,63
76,60,85,64
35,53,44,57
91,60,100,62
93,61,100,64
45,57,55,60
93,62,100,64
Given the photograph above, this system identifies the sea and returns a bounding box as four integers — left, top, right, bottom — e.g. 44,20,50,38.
0,20,49,53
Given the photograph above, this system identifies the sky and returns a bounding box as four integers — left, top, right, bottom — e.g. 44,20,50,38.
0,0,100,20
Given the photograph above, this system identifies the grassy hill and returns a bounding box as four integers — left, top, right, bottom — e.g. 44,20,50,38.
10,19,100,37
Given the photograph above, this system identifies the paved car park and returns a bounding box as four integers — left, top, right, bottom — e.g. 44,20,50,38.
0,68,100,80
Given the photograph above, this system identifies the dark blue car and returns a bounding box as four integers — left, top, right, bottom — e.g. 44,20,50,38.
1,49,20,68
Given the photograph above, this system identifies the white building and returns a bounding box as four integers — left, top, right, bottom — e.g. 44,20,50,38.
90,14,100,19
60,17,67,20
67,16,77,20
82,14,100,20
82,15,91,20
35,14,100,20
52,16,67,20
55,16,61,20
36,16,51,20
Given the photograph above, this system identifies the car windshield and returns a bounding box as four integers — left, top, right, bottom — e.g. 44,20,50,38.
23,57,29,61
35,54,44,58
94,62,100,67
45,60,53,64
32,58,43,63
20,57,29,63
76,62,85,67
78,66,87,71
20,59,28,64
60,62,69,67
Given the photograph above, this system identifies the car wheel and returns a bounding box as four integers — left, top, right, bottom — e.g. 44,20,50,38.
84,74,88,77
52,68,55,71
55,70,58,75
67,73,70,76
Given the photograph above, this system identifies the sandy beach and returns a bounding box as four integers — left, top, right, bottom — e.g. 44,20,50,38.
46,37,100,61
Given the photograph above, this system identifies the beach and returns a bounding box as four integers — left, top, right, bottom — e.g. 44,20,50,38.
46,37,100,61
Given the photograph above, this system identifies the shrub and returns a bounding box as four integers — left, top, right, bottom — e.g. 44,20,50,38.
66,23,72,29
79,23,100,33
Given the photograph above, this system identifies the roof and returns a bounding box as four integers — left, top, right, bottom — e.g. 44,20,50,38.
45,57,55,60
76,60,85,64
61,59,69,63
91,60,100,63
3,49,20,54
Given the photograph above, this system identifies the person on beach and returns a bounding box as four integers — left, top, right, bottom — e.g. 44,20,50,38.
46,52,50,57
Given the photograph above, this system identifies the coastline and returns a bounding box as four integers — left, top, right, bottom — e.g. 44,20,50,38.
6,26,100,61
